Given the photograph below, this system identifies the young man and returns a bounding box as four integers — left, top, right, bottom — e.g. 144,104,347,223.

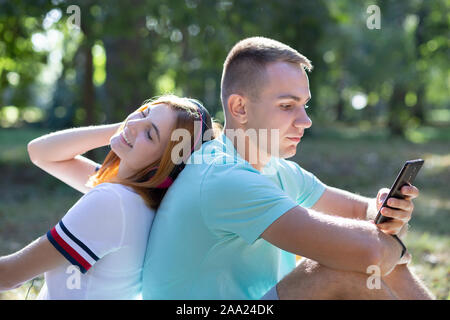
141,37,434,300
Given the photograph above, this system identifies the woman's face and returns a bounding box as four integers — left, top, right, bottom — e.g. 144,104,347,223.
110,103,177,179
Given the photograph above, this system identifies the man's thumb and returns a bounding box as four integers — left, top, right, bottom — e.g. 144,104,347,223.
377,188,390,204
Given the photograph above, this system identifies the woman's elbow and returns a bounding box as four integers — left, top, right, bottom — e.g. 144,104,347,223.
27,140,42,165
0,280,23,292
27,140,37,163
0,260,22,292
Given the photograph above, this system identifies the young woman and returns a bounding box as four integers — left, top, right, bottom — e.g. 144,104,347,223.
0,95,220,299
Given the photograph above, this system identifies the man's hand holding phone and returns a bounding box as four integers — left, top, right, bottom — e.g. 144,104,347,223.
371,159,424,265
374,185,418,265
375,184,419,236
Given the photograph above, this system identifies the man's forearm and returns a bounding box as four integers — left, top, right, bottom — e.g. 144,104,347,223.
365,197,378,220
346,193,376,220
312,187,374,220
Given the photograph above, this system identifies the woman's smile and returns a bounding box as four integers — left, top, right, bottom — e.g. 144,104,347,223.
121,131,133,148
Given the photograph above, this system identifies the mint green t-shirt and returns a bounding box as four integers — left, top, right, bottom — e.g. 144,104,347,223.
142,133,326,300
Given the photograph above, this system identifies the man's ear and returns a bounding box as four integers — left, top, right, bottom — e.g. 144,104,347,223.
227,94,248,125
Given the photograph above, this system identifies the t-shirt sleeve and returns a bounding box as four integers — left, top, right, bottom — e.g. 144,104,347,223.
200,163,298,245
46,184,125,273
289,161,326,208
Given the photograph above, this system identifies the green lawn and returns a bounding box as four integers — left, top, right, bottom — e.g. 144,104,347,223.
0,126,449,299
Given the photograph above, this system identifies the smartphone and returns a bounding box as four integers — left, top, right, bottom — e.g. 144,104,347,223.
374,159,425,225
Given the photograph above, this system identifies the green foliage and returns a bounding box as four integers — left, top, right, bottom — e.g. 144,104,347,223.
0,0,448,135
0,1,52,107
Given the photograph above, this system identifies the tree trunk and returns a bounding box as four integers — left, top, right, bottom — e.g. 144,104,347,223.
335,77,346,121
388,85,406,137
82,42,95,126
412,6,428,124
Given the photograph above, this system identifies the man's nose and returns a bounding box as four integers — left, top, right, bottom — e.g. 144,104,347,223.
293,108,312,129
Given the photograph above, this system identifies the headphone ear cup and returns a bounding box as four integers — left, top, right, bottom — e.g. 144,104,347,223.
155,177,174,189
158,163,185,188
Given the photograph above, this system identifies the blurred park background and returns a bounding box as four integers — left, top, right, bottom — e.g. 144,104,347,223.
0,0,448,299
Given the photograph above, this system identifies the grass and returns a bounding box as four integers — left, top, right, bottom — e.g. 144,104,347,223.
0,125,449,299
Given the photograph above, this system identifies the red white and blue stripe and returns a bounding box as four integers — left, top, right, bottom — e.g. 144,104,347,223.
47,221,99,273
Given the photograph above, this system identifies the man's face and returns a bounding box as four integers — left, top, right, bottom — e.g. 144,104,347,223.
245,61,312,159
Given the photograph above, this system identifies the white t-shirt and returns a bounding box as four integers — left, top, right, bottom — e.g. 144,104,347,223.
37,183,154,300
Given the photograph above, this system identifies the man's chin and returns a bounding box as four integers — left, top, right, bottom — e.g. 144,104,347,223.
277,148,297,159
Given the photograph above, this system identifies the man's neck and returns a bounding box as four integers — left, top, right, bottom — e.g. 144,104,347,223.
223,126,271,172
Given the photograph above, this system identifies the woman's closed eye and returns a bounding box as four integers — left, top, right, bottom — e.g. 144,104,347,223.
137,110,153,141
147,129,153,141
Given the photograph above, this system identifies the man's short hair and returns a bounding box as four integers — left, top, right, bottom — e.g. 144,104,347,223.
220,37,312,110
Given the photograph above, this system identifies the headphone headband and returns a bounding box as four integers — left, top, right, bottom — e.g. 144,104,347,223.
188,98,210,152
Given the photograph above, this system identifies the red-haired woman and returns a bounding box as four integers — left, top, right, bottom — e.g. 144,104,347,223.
0,95,220,299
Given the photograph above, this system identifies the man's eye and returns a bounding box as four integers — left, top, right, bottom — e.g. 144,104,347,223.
147,131,153,141
280,104,292,109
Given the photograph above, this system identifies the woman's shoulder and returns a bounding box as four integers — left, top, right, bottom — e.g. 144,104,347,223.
91,182,133,192
87,182,140,199
78,183,143,210
69,183,154,228
89,183,154,214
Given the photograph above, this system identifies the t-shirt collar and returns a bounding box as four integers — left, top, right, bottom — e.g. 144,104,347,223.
220,132,274,171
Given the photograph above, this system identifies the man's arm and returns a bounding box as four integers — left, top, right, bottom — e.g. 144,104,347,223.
311,185,417,238
261,205,405,276
311,186,372,220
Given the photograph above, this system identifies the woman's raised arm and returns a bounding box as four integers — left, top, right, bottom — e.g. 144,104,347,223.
27,123,120,193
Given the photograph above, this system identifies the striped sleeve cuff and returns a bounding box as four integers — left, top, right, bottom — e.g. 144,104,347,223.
46,221,100,274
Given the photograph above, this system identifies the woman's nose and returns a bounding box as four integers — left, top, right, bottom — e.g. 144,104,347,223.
126,118,147,134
